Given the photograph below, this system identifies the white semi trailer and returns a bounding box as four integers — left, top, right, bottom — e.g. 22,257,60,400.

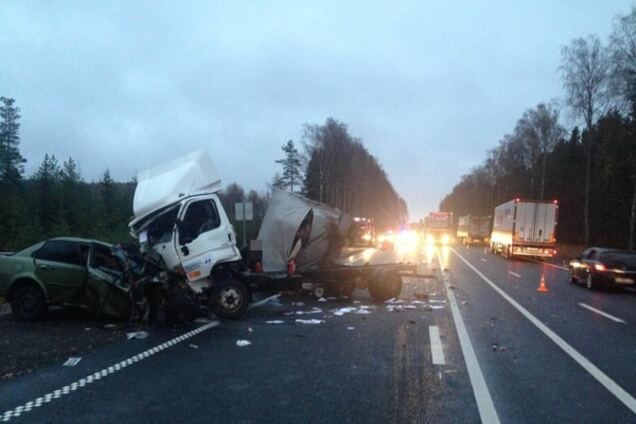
490,199,558,258
456,215,490,246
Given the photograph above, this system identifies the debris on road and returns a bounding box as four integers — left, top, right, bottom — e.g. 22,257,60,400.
62,357,82,367
285,307,323,316
295,319,324,325
126,331,149,340
236,340,251,347
333,307,357,316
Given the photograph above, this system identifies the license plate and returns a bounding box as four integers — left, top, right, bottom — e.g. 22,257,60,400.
615,277,634,284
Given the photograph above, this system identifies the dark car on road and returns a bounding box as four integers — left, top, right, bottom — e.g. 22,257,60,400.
569,247,636,290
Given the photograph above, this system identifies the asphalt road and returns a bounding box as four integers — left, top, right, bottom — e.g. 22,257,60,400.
1,244,635,423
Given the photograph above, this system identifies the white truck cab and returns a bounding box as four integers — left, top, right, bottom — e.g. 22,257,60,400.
129,151,241,283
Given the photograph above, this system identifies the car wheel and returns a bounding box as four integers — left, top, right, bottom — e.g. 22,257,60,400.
210,279,249,320
569,272,577,284
11,285,47,321
586,273,597,290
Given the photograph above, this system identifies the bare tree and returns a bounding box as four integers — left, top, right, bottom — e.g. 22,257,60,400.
560,35,611,245
609,8,636,249
516,103,564,200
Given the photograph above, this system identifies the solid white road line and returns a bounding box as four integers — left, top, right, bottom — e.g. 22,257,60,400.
451,248,636,415
508,271,522,278
578,303,627,324
480,258,487,263
436,251,501,424
429,326,446,365
248,293,281,310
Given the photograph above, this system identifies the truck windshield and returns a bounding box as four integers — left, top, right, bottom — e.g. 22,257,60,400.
147,207,179,247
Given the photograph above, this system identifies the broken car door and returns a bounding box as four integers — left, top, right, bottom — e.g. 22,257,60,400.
85,242,133,319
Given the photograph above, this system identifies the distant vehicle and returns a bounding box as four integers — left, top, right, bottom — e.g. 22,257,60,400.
377,230,397,250
569,248,636,290
456,215,490,246
423,212,453,245
349,217,375,247
490,199,558,258
0,238,142,321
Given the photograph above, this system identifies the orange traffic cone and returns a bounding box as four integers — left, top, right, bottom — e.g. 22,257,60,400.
537,274,549,292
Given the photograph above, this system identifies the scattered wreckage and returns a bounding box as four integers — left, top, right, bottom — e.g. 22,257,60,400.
0,150,417,322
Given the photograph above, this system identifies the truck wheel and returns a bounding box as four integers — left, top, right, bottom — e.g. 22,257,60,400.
210,279,249,320
338,282,356,298
11,285,47,321
369,270,403,302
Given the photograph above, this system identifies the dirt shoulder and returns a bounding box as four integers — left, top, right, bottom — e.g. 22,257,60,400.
0,308,134,381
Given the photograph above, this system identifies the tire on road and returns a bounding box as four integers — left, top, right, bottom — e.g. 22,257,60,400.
210,279,249,320
369,269,403,302
338,281,356,297
569,272,577,284
10,284,47,321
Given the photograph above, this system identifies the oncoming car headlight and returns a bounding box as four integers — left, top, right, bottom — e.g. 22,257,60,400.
441,234,450,245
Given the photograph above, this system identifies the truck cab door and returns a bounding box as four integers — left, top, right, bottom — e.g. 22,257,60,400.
175,195,240,281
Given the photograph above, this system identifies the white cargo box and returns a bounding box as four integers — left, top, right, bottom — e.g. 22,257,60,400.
132,150,222,223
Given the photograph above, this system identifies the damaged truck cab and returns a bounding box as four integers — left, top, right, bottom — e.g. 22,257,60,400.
129,151,246,318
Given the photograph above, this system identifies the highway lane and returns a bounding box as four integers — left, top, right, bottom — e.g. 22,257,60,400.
1,243,634,423
0,256,482,423
445,245,636,422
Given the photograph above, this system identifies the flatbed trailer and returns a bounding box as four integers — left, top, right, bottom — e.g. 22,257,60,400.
239,262,420,303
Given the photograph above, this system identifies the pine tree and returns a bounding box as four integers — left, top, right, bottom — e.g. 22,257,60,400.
275,140,303,192
0,97,26,188
34,154,62,235
0,97,26,249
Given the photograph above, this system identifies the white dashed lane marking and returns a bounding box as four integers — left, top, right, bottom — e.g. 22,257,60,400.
480,258,487,263
429,326,446,365
507,271,522,278
1,322,219,422
578,303,627,324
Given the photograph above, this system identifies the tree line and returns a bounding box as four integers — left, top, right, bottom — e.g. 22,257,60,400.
0,96,404,249
441,7,636,249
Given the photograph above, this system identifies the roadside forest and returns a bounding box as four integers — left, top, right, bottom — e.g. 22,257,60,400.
441,8,636,249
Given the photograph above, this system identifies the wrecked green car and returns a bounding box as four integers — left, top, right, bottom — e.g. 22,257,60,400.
0,237,144,321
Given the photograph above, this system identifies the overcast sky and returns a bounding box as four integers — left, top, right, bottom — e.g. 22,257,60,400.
1,1,632,219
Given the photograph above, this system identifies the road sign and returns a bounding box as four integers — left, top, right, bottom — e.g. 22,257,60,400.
235,202,253,221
